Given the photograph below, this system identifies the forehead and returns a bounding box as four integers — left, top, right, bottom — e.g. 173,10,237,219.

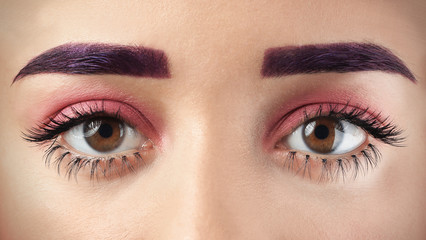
6,1,424,40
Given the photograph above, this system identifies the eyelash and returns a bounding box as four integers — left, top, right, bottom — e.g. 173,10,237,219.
44,142,146,181
25,101,403,183
277,103,404,183
24,103,149,181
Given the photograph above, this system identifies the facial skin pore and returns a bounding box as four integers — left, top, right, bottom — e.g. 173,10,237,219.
1,0,426,239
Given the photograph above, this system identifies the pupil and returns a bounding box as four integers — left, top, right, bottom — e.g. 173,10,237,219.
98,123,113,138
314,125,329,140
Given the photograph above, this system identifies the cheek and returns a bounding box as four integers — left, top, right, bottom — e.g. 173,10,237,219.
0,132,63,238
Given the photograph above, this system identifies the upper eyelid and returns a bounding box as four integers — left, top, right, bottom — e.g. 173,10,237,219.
24,100,163,146
264,103,403,149
266,103,366,138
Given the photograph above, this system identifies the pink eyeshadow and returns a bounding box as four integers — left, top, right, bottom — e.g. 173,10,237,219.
52,100,162,146
22,81,165,148
262,89,384,150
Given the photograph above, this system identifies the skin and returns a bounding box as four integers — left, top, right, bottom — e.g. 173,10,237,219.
1,0,426,239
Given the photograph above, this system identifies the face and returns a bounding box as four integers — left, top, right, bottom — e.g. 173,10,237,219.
1,0,425,239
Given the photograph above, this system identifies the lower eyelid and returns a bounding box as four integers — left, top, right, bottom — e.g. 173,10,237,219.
44,140,156,181
272,141,381,183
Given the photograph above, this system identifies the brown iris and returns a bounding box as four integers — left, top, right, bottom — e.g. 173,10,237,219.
83,118,124,152
303,117,339,153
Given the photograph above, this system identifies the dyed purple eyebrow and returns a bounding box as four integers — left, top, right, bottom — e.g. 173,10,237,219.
13,43,170,82
262,42,416,82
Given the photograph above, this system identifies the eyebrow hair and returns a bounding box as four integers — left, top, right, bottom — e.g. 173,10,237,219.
13,43,170,82
261,42,416,82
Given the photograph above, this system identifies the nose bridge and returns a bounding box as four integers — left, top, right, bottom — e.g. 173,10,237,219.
165,118,228,239
154,69,267,238
160,92,244,239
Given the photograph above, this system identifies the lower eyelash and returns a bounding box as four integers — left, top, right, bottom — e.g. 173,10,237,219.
283,143,381,183
43,138,147,181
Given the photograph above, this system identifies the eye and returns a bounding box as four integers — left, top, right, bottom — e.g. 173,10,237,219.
63,117,146,156
286,117,366,155
23,100,159,181
269,103,405,183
